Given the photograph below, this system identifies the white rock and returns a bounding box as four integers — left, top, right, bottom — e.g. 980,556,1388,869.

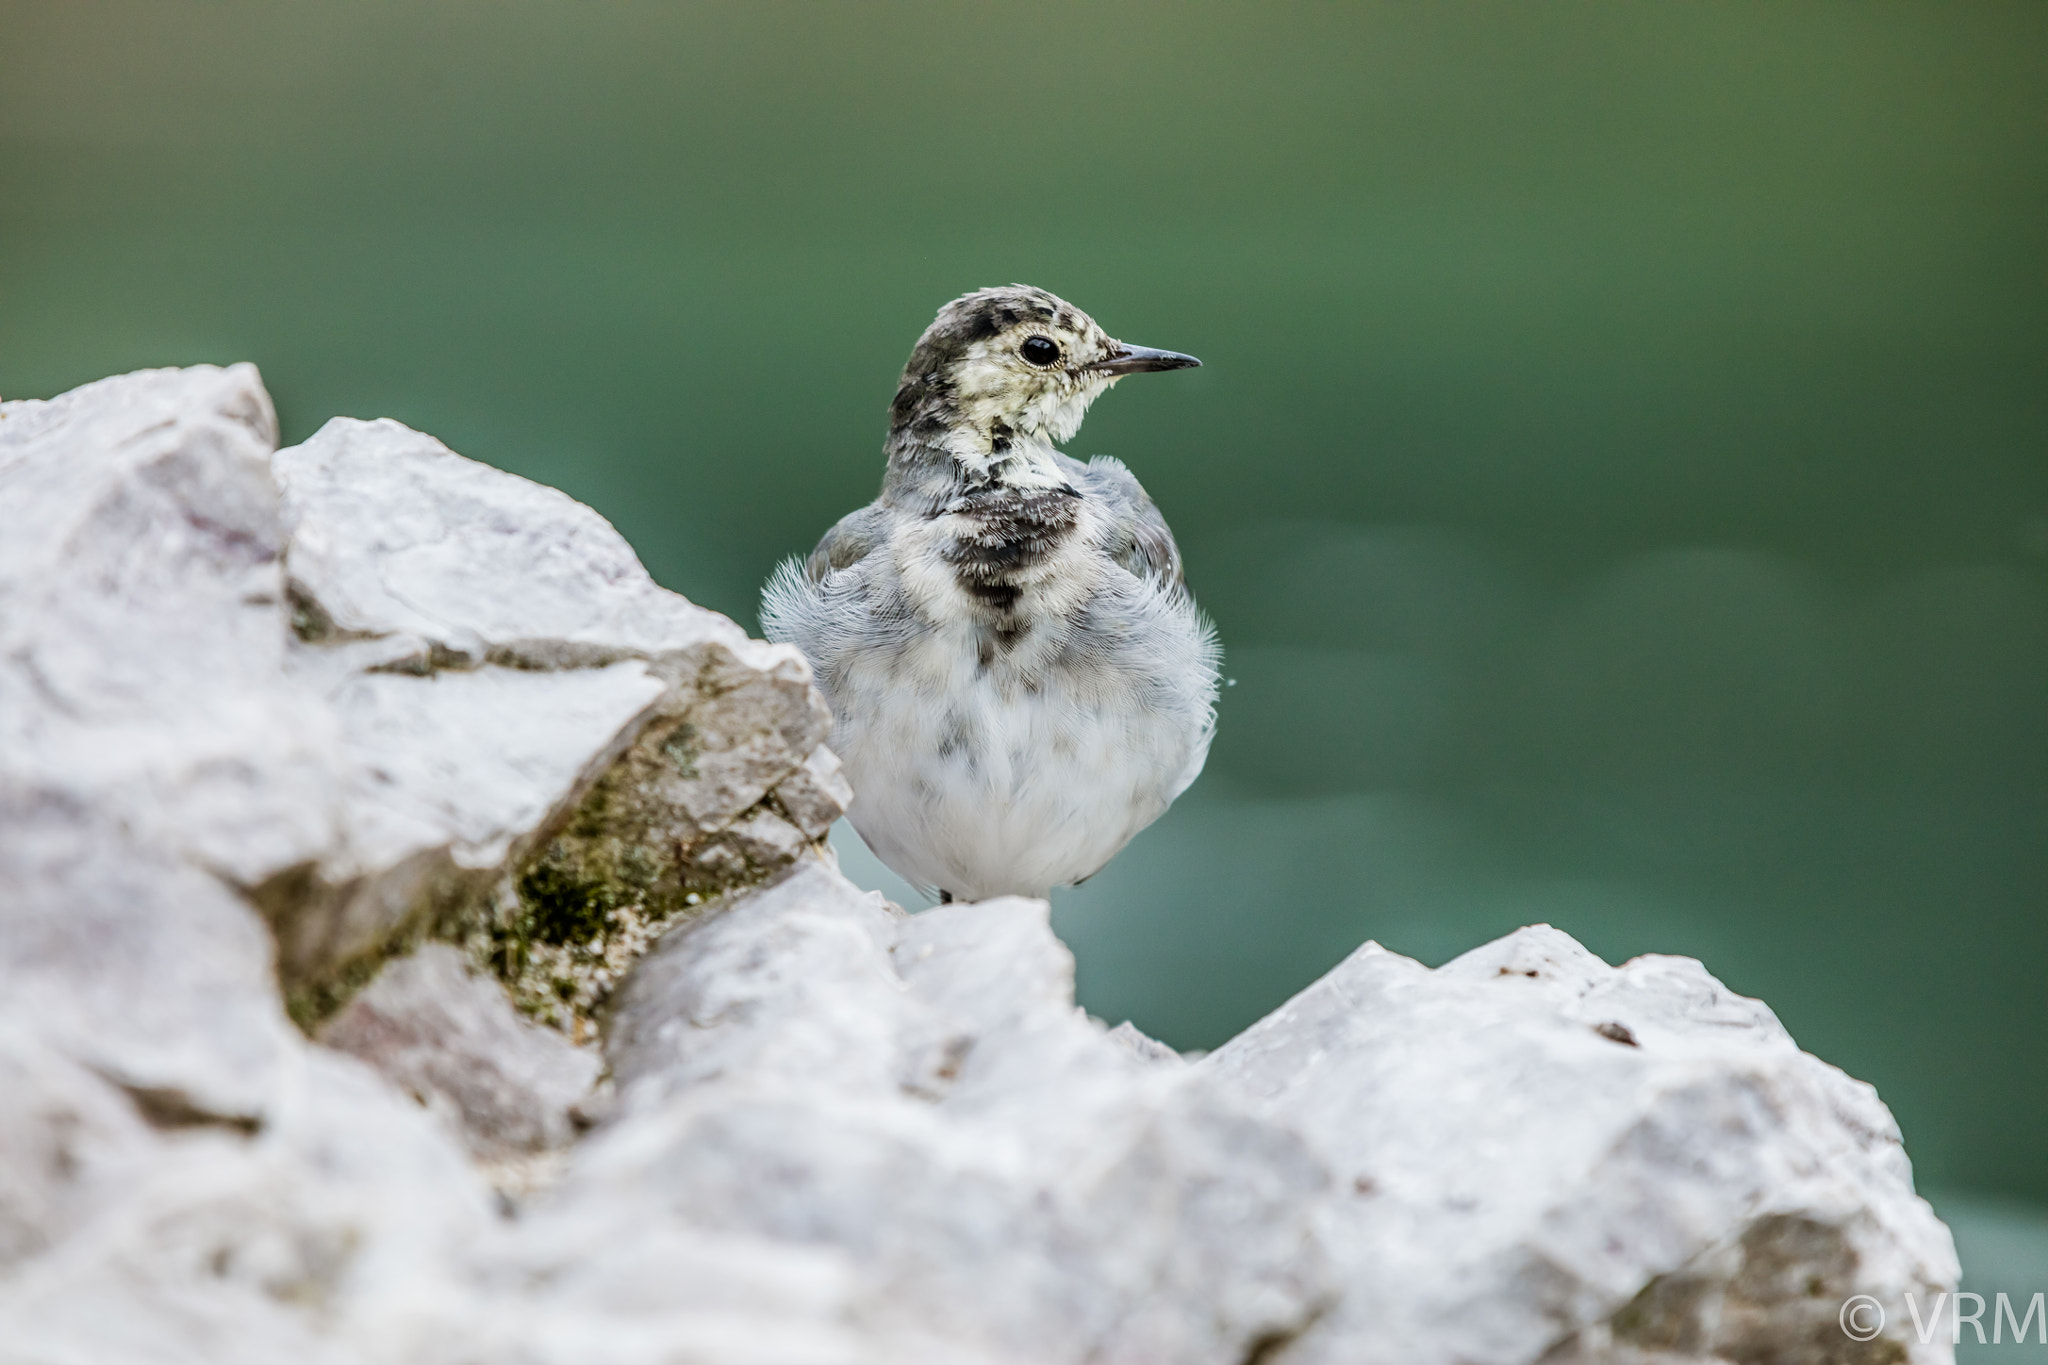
597,861,1333,1365
0,367,840,1013
0,1036,497,1365
0,367,887,1362
0,1027,161,1277
774,746,857,840
269,416,837,988
276,416,832,836
0,365,341,892
1198,924,1961,1364
600,871,1957,1364
273,415,737,666
0,807,296,1127
318,945,603,1159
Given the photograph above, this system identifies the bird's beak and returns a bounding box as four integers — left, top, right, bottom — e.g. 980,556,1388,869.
1086,342,1202,375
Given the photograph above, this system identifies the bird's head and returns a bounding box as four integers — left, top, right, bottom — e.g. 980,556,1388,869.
887,285,1198,464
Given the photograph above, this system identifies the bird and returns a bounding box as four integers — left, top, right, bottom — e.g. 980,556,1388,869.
761,284,1219,904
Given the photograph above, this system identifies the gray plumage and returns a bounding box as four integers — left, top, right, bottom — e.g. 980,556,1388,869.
762,285,1218,902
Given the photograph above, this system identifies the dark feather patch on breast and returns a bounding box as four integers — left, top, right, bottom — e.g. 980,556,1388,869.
939,486,1082,648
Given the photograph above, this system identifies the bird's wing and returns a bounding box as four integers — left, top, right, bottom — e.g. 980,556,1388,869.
1073,454,1186,591
802,502,887,583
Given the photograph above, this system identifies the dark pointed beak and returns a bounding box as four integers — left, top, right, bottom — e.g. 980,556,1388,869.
1086,342,1202,375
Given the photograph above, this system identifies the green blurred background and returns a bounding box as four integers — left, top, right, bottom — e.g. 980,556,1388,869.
4,0,2043,1300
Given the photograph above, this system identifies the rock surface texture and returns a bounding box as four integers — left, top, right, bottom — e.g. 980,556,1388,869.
0,366,1959,1365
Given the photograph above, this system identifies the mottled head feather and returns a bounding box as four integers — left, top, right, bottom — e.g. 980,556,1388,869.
887,285,1129,460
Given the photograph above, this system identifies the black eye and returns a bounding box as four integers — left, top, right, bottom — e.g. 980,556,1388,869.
1019,336,1060,367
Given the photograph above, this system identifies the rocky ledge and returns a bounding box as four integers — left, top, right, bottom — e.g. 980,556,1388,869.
0,366,1958,1364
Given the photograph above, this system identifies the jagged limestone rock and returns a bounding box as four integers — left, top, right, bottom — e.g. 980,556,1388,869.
0,365,845,1041
0,365,330,894
0,801,298,1132
771,745,857,841
0,365,1957,1365
595,860,1333,1365
317,945,603,1160
272,415,840,1030
1196,925,1960,1365
593,864,1961,1365
594,860,1956,1365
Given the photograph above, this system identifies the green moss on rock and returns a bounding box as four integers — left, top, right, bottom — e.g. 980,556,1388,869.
467,714,812,1040
275,692,825,1043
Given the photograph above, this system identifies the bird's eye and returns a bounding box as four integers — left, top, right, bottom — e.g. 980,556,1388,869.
1019,336,1060,367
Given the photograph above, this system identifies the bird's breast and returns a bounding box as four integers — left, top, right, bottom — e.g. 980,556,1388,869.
892,487,1105,656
